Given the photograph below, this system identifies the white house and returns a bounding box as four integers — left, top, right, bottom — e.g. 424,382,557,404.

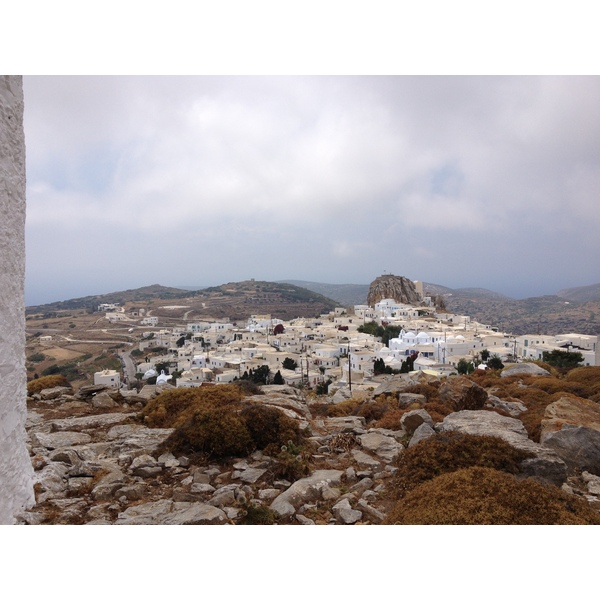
141,316,158,326
94,369,121,388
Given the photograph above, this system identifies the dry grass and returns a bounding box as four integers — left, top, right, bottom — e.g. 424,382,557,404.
27,374,71,396
384,466,600,525
386,431,534,502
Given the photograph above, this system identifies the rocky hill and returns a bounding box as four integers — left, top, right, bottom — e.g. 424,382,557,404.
367,274,421,307
19,364,600,525
557,283,600,303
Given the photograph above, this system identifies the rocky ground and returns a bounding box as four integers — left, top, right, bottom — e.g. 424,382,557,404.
17,365,600,525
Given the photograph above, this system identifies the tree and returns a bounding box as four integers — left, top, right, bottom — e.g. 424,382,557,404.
273,324,285,335
542,349,584,369
487,355,504,370
282,357,298,371
176,336,186,348
480,349,491,362
457,358,475,375
273,370,285,385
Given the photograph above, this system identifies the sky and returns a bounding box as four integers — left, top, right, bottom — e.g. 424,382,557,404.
7,2,599,307
22,75,600,305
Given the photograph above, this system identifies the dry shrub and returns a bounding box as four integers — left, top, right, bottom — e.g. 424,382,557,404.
326,399,361,417
240,403,302,452
402,381,441,401
27,374,70,396
387,431,533,501
528,377,588,398
421,401,455,423
145,385,302,459
140,384,245,428
565,366,600,400
384,466,600,525
165,406,253,458
374,408,404,430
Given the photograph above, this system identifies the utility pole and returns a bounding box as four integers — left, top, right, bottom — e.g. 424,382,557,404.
348,340,352,392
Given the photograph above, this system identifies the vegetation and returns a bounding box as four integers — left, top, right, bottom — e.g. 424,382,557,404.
357,322,401,345
456,358,475,375
542,349,584,370
384,466,600,525
386,431,533,501
28,352,46,363
27,374,71,396
282,357,298,371
141,385,304,459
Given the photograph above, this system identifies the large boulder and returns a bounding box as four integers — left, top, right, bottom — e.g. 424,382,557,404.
358,431,403,463
438,376,488,411
401,409,434,435
540,396,600,476
501,363,551,378
270,470,344,518
116,499,227,525
438,410,567,486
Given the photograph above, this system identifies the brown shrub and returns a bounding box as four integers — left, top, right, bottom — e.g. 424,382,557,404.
164,406,253,458
384,466,600,525
387,431,533,501
374,408,404,430
140,384,245,428
27,374,71,396
402,382,441,401
326,399,361,418
240,403,302,451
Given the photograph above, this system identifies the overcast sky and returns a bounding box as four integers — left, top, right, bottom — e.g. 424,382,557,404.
22,75,600,305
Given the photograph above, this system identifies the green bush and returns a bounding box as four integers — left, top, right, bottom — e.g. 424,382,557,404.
28,353,46,363
385,466,600,525
240,404,301,452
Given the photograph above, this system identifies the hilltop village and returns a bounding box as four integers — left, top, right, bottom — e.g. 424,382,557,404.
87,275,599,394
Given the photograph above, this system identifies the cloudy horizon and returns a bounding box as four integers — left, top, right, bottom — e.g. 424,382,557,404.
23,76,600,306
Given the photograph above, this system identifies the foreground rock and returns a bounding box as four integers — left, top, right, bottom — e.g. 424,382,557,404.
439,410,567,486
541,396,600,476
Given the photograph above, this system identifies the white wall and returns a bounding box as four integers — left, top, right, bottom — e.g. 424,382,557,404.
0,76,35,522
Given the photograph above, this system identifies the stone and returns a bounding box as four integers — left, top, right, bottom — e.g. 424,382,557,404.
325,416,367,434
582,472,600,495
39,386,72,401
401,409,434,435
91,392,118,409
332,498,362,524
408,422,437,447
540,396,600,476
270,470,344,517
296,514,316,525
49,413,131,432
356,499,386,523
397,393,427,408
439,410,567,486
439,376,488,411
486,395,528,417
501,363,551,378
116,499,227,525
367,274,421,307
239,468,267,484
372,376,413,398
31,431,92,449
349,477,374,495
358,432,402,462
351,449,383,472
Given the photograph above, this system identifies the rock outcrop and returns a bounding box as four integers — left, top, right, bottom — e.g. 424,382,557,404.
367,274,421,307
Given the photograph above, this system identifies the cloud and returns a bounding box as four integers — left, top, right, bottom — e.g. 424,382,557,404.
22,76,600,304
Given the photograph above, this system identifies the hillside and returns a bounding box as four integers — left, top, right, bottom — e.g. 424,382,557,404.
26,284,192,315
26,281,339,322
557,283,600,303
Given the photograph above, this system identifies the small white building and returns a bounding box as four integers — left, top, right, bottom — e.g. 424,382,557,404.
141,316,159,326
94,369,121,388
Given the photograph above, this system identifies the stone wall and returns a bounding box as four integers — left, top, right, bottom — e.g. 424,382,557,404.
0,75,35,522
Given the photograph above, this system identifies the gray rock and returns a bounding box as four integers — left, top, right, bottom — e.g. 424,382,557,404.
358,432,402,462
116,499,227,525
39,386,72,401
325,416,367,434
332,498,362,524
270,470,344,517
501,363,551,378
439,376,488,411
582,472,600,495
31,431,92,449
91,392,118,408
296,514,316,525
439,410,567,486
397,393,427,408
486,395,528,417
239,468,267,484
351,449,383,472
401,409,434,435
356,499,386,523
49,413,130,432
408,422,437,447
541,425,600,476
349,477,374,495
190,483,216,494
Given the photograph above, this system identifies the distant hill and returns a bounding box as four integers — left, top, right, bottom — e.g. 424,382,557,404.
556,283,600,303
26,284,192,314
279,280,370,306
26,280,340,322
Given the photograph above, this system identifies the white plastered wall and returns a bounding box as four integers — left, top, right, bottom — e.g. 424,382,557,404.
0,75,35,523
